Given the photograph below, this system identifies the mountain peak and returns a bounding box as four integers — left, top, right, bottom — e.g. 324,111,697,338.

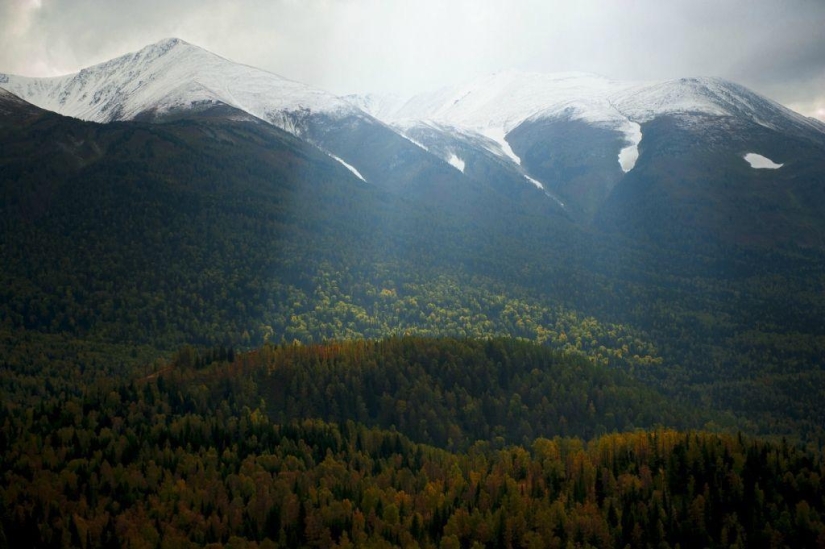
155,37,188,48
608,75,824,136
72,36,202,83
136,37,191,59
0,38,357,128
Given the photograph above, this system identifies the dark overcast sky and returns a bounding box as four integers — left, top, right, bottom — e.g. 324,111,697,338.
1,0,823,121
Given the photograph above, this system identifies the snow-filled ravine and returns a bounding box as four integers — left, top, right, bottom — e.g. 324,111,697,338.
618,122,642,173
329,154,366,181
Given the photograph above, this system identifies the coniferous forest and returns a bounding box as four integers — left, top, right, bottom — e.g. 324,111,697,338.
3,339,825,548
2,99,825,547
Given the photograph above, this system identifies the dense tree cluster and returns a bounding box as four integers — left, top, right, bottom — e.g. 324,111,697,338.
2,342,824,548
244,337,706,449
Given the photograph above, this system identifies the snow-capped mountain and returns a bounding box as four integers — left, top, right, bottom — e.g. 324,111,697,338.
0,38,502,205
354,71,825,174
360,70,825,137
0,38,358,131
355,72,644,179
3,38,824,245
349,70,825,224
377,71,634,130
609,76,825,136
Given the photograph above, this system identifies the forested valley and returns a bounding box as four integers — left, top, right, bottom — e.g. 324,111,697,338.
2,105,825,546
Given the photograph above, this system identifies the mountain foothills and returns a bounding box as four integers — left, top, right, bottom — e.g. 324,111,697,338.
2,38,825,547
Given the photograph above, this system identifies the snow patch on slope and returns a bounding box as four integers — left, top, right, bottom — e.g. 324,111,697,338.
530,101,646,173
744,153,783,169
522,173,567,209
329,153,367,181
545,192,565,209
446,153,465,173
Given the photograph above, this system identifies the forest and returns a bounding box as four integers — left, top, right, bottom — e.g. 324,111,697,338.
2,338,824,548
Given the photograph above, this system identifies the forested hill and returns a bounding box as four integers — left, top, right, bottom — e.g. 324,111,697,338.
2,337,824,548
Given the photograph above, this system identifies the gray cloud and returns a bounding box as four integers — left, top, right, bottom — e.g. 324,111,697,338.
1,0,823,121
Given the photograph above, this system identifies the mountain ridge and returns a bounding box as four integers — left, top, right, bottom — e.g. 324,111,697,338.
2,37,824,242
3,38,823,164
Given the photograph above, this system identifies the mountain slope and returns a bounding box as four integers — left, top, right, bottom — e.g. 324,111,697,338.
0,87,42,121
0,94,434,346
359,71,825,231
597,109,825,248
355,72,644,177
4,73,825,440
0,39,504,209
0,94,590,349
